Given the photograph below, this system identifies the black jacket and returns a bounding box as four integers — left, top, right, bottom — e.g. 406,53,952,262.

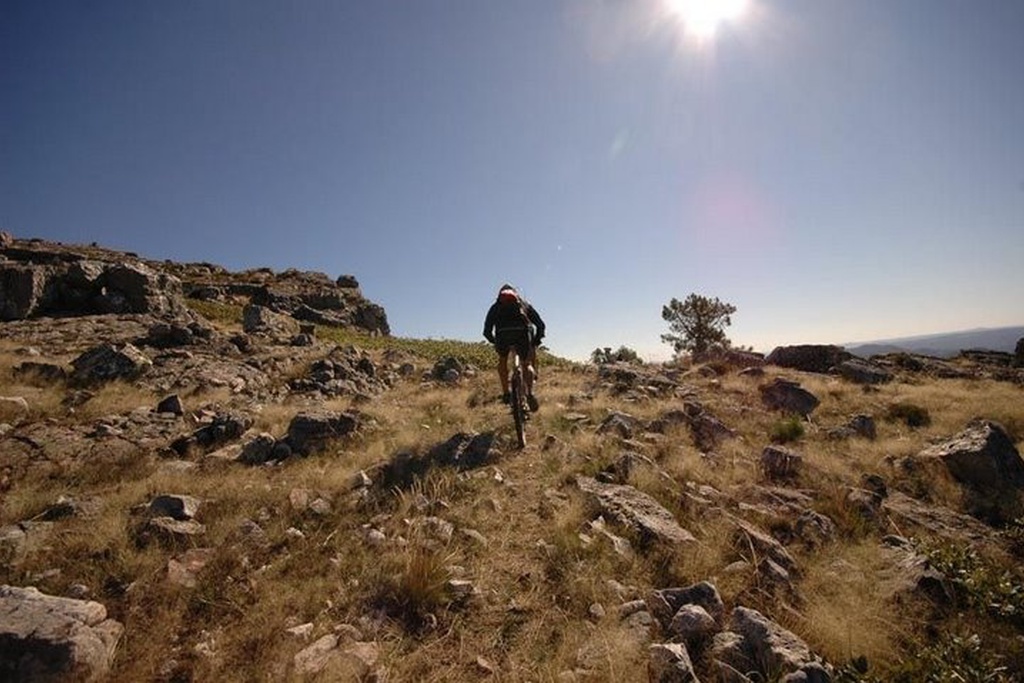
483,299,545,344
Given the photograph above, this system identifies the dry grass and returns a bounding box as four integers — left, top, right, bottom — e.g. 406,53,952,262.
3,347,1024,681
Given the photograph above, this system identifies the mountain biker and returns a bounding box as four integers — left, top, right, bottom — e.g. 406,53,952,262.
483,284,545,411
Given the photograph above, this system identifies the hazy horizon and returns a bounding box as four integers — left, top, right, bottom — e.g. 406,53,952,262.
3,1,1023,361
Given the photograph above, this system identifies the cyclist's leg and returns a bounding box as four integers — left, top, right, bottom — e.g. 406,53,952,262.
496,344,510,398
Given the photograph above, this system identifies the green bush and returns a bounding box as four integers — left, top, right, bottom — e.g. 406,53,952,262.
769,416,805,443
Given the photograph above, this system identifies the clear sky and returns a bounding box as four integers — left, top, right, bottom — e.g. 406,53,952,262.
3,1,1022,361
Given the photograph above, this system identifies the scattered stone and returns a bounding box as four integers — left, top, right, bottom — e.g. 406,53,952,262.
918,420,1024,523
760,445,803,480
648,642,698,682
156,394,184,416
669,604,718,644
836,357,892,384
71,343,152,384
285,410,361,456
237,433,279,465
0,585,123,682
577,476,696,546
766,345,851,373
759,379,819,417
146,494,201,521
167,548,216,588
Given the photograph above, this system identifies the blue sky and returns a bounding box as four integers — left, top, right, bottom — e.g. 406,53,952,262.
3,0,1022,361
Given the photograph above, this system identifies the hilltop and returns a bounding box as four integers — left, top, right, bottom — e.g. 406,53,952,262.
2,234,1024,682
846,327,1024,359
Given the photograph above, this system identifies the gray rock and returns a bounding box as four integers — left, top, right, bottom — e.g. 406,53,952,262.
0,585,123,682
760,445,803,480
836,358,892,384
71,343,152,384
577,476,696,546
286,410,361,456
237,433,279,465
147,494,201,521
918,420,1024,523
732,519,798,573
766,345,851,373
759,379,819,416
0,264,49,320
728,607,826,679
242,304,298,338
669,604,718,644
156,394,184,415
919,420,1024,491
648,643,699,682
647,581,726,627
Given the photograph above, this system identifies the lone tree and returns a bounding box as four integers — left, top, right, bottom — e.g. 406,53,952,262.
661,294,737,356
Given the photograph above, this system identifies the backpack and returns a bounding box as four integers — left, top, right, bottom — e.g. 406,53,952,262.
496,290,531,329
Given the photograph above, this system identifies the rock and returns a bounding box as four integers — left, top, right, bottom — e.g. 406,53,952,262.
242,304,299,338
766,345,851,373
727,606,828,680
139,517,207,547
237,433,279,465
731,519,798,573
1016,337,1024,367
156,394,184,416
759,379,819,416
0,264,49,320
836,358,892,384
71,343,152,384
760,445,803,480
99,262,183,315
648,643,699,682
919,420,1024,523
669,604,718,644
877,535,952,605
171,411,253,456
919,420,1024,491
293,634,339,675
597,411,640,439
285,410,361,456
0,585,123,682
828,414,876,440
577,476,695,546
167,548,215,588
647,581,726,627
146,494,202,521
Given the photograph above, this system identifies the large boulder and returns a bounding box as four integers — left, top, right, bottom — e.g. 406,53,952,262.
918,420,1024,522
835,358,892,385
286,410,362,456
0,585,123,682
0,264,49,320
759,379,819,417
71,343,152,384
98,262,183,315
242,304,299,338
576,476,696,546
766,345,851,373
1016,337,1024,368
714,606,830,682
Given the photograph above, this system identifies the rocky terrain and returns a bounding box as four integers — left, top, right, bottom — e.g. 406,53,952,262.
2,234,1024,682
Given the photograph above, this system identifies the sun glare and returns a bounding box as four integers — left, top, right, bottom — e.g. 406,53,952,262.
664,0,748,40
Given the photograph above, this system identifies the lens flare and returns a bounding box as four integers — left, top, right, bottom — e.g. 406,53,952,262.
664,0,748,39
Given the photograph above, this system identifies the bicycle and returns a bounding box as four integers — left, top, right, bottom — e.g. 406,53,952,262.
507,348,530,448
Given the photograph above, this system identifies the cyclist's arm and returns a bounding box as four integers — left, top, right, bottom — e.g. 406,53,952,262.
527,306,545,343
483,304,498,343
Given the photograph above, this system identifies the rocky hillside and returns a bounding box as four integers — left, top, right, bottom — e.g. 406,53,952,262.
2,236,1024,682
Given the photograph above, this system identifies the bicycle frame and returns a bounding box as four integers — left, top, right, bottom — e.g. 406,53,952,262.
506,348,529,448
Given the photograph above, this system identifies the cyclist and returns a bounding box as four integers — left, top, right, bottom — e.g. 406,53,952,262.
483,284,545,411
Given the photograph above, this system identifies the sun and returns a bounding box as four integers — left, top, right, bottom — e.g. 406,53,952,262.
663,0,748,40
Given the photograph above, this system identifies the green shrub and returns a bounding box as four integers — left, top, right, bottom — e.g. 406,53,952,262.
769,416,805,443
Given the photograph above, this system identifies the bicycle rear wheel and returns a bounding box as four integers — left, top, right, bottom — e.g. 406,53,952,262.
510,366,527,448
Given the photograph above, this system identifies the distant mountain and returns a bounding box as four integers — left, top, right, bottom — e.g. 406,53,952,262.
846,326,1024,359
